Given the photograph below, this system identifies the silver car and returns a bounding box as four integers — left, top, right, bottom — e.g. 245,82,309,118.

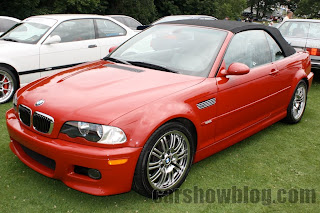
278,19,320,69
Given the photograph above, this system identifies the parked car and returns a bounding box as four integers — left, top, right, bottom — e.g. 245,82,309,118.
7,20,313,198
0,14,137,104
137,15,217,30
277,19,320,69
0,16,20,36
107,15,142,31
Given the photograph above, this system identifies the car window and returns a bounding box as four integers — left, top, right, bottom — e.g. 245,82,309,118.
1,19,55,44
111,17,125,25
224,30,272,69
278,21,310,38
265,32,285,61
50,19,95,43
123,17,141,29
0,18,18,32
308,22,320,39
95,19,126,38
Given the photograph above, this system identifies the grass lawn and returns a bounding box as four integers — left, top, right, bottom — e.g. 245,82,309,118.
1,73,320,212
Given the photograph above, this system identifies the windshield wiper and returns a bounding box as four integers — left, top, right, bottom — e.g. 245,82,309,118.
128,61,178,73
1,38,18,42
103,56,131,65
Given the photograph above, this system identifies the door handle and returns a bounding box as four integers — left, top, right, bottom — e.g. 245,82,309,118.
269,69,279,76
88,44,97,48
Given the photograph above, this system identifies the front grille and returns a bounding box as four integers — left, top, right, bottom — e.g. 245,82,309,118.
19,105,31,126
33,112,54,134
20,144,56,170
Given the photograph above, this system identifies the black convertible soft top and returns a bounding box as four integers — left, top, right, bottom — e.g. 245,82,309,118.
163,20,296,57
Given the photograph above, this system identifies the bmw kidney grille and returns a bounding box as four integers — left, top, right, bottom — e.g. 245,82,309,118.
18,105,54,134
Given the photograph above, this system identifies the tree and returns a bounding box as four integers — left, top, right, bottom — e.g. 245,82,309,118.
0,0,40,19
107,0,156,24
214,0,247,19
296,0,320,18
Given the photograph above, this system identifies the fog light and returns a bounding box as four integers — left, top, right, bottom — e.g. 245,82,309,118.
88,168,101,180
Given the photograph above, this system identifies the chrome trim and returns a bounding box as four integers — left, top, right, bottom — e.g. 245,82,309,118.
197,98,216,109
18,104,32,127
33,111,54,134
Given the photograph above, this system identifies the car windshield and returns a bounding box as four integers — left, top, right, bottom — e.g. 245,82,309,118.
1,18,57,44
109,24,227,77
278,21,310,38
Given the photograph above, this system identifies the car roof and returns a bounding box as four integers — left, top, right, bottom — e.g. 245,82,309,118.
283,19,320,23
0,16,21,22
163,19,296,57
24,14,110,21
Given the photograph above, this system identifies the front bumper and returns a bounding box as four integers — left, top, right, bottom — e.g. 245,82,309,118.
6,108,142,196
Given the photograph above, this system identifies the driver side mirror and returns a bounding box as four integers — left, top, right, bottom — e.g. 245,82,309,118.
221,62,250,76
43,35,61,45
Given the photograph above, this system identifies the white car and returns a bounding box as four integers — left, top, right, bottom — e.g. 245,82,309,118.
0,14,137,103
107,15,142,31
0,16,20,36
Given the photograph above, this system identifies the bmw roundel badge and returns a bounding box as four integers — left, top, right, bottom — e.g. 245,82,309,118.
35,99,45,107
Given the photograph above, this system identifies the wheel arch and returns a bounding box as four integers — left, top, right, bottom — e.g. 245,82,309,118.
0,63,20,88
165,117,198,152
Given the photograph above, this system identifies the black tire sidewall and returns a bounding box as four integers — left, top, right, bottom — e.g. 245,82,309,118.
285,80,307,124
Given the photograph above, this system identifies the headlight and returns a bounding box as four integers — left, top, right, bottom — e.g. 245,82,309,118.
13,92,17,111
60,121,127,144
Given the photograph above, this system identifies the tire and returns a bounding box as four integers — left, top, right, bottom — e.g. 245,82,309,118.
0,66,18,104
284,80,307,124
132,122,194,198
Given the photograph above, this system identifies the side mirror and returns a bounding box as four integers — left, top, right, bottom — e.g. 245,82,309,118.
43,35,61,45
109,46,118,53
221,62,250,76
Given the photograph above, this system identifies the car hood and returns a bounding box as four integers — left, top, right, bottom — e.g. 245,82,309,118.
0,40,34,53
19,60,204,125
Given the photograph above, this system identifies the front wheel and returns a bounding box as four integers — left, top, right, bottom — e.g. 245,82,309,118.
0,67,18,104
132,122,194,198
284,80,307,124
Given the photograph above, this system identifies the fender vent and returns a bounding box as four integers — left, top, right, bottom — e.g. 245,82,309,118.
197,98,216,109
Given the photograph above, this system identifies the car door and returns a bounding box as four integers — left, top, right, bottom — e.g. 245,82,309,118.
265,31,294,110
215,30,283,142
39,19,100,77
94,19,134,58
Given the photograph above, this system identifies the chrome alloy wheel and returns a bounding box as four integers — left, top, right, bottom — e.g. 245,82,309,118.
292,84,306,120
147,130,191,191
0,70,14,103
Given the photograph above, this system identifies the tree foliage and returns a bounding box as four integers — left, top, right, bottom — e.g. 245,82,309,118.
0,0,318,23
296,0,320,18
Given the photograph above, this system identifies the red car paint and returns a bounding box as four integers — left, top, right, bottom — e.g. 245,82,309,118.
6,25,313,196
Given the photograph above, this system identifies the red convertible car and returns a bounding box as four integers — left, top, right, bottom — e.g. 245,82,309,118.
6,20,313,197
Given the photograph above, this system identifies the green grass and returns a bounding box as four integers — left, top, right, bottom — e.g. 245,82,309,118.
1,74,320,212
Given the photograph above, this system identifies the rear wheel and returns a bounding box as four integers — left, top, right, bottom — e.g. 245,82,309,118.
0,67,17,104
132,122,194,198
284,80,307,124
